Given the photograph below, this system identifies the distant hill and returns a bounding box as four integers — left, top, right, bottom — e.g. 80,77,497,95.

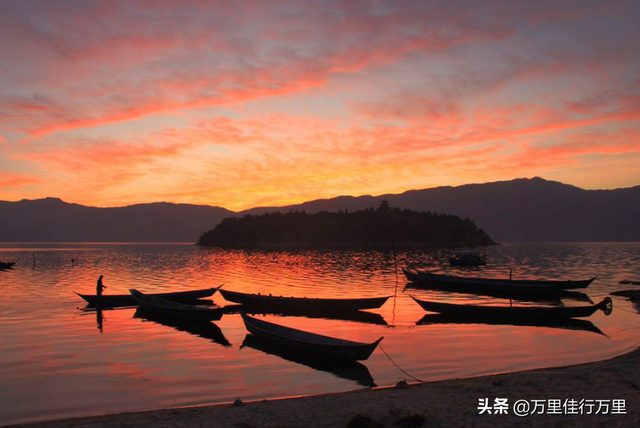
198,203,495,248
1,177,639,242
0,198,232,242
241,178,640,242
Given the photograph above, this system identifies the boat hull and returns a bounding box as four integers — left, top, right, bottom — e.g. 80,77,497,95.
411,296,611,320
130,289,235,321
75,287,219,307
404,269,594,294
220,289,390,311
416,314,605,336
225,306,388,326
241,313,382,361
0,261,15,270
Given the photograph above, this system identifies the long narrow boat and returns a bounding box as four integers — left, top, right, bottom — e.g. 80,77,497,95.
130,289,238,321
411,296,612,320
224,306,388,326
404,281,592,303
220,289,390,311
0,261,15,269
403,268,595,294
416,314,606,336
241,313,383,361
75,286,220,307
448,251,486,267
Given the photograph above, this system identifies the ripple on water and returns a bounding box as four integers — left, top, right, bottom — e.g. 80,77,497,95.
0,242,639,425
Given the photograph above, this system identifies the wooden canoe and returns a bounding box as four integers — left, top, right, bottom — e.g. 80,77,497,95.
224,306,388,326
241,313,383,361
411,296,612,319
75,286,220,307
416,313,606,336
403,268,595,293
130,289,237,321
0,261,15,269
404,281,592,303
448,251,486,267
220,289,390,311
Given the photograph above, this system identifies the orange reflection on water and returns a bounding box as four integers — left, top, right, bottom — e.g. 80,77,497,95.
0,242,639,425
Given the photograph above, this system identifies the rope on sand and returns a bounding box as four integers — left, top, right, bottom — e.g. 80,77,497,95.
379,343,423,383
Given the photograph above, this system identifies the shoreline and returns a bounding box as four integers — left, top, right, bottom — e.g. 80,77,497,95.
8,345,640,428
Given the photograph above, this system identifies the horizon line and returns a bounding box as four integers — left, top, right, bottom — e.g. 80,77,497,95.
2,176,639,211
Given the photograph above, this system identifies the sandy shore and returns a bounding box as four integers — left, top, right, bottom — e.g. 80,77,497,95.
9,346,640,428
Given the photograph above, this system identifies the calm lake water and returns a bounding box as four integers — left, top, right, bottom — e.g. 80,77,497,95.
1,242,640,425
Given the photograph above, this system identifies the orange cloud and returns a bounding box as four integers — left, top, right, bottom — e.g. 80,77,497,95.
0,1,520,138
0,172,41,188
1,1,639,207
10,103,636,210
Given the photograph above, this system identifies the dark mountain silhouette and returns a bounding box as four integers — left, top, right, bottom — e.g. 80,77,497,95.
1,177,639,242
240,177,640,242
0,197,232,242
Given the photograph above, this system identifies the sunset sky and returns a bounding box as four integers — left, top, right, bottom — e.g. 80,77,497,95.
0,0,639,210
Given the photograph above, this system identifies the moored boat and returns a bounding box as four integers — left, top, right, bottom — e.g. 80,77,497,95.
416,313,606,336
75,286,220,307
404,281,592,303
411,296,612,319
225,306,388,326
130,289,237,321
403,268,595,294
448,251,486,267
220,289,391,311
241,313,383,361
0,261,16,270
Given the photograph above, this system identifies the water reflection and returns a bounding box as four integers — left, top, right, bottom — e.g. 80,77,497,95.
624,298,640,315
96,308,104,333
0,242,639,426
417,314,607,336
133,309,231,347
241,334,376,387
78,306,110,332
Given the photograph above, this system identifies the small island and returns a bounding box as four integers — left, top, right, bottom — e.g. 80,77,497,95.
197,201,496,248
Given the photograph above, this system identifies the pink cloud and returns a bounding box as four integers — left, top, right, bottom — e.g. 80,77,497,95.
0,172,41,188
1,1,639,207
0,1,522,137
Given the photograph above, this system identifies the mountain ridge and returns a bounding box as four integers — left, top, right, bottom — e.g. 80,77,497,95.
1,177,639,242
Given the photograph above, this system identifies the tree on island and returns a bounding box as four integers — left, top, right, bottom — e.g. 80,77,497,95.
197,201,495,248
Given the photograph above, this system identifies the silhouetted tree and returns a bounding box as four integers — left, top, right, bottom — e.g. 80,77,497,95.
197,205,496,248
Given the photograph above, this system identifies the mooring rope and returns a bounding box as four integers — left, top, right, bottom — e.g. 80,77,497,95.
379,343,423,383
612,304,638,315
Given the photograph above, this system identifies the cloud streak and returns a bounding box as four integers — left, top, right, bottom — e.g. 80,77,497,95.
0,0,638,207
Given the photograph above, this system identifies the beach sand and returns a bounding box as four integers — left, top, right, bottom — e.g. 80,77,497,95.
8,347,640,428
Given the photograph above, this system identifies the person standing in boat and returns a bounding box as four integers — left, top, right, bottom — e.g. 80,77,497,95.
96,275,107,297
